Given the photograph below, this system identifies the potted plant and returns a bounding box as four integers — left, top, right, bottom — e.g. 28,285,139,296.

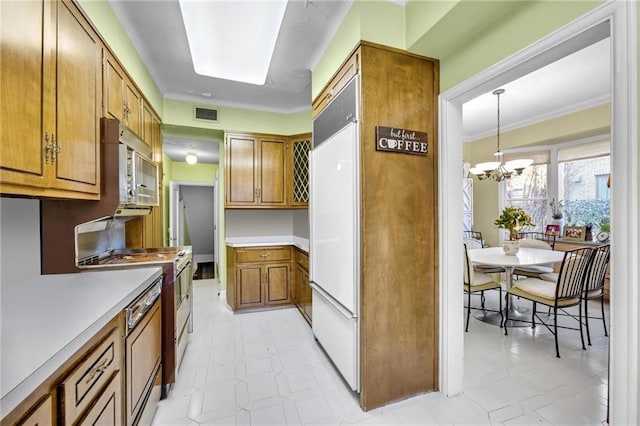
494,206,533,255
549,198,564,231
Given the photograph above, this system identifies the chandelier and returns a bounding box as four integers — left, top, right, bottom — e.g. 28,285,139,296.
469,89,532,182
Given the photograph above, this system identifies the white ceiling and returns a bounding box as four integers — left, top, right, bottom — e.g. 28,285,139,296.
108,1,610,163
463,38,611,142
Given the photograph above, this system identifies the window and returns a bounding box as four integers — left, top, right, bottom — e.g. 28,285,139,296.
504,139,610,236
505,164,548,232
596,174,610,200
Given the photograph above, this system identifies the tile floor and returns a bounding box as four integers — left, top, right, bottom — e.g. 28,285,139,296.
152,280,609,425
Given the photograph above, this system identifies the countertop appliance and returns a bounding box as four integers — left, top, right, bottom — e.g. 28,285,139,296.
74,217,193,397
310,75,360,392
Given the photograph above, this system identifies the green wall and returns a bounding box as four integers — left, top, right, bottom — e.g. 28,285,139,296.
77,0,164,115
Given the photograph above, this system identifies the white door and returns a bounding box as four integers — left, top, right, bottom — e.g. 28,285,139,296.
169,181,180,246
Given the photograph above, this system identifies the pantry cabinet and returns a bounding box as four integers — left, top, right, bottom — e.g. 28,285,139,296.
225,133,288,208
104,50,142,137
0,0,101,200
226,246,292,310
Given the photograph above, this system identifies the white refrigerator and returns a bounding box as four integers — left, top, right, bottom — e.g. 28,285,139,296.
310,119,360,392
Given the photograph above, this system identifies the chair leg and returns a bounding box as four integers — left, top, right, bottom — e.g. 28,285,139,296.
504,294,509,335
498,289,504,328
601,295,608,337
480,290,486,309
532,302,537,329
585,297,592,346
465,290,471,332
579,300,586,351
554,306,560,358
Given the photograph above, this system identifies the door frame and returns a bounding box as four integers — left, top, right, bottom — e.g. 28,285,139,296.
438,2,637,424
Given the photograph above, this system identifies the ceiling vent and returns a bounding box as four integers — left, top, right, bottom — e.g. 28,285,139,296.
194,107,219,122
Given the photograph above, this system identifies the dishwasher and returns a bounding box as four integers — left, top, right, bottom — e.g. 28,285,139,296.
125,278,162,425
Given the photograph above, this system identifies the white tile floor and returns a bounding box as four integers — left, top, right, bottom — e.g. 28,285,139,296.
152,280,609,425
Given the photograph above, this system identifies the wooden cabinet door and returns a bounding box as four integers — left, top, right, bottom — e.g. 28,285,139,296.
226,134,258,206
104,51,124,122
0,0,49,188
288,135,312,207
258,138,287,206
125,80,142,136
265,263,291,305
237,265,263,309
54,0,100,193
142,103,154,147
15,395,53,426
78,371,123,426
126,301,161,425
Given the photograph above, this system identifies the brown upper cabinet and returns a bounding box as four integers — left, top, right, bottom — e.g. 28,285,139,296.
104,50,143,138
225,132,311,209
0,0,102,200
312,52,359,118
225,133,288,208
288,133,312,208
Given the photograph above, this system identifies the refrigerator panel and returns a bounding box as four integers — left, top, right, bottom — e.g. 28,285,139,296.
311,285,359,391
309,122,359,314
312,75,358,147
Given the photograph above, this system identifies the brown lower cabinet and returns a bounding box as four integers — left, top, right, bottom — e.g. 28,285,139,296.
227,246,292,311
3,294,163,426
294,248,312,325
2,316,125,426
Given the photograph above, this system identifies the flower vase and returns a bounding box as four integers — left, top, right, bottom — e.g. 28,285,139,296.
502,240,520,256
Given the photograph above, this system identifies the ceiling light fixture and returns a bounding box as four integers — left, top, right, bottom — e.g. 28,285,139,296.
185,151,198,165
178,0,287,86
469,89,533,182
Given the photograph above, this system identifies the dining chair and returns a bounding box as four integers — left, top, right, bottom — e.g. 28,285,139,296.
513,238,555,278
463,230,484,244
464,238,505,274
582,244,610,346
504,247,595,358
463,243,503,332
518,231,557,249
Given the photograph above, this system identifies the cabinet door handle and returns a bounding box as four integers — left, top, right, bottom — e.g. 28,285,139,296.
44,132,51,164
260,253,270,258
51,134,57,164
86,357,110,384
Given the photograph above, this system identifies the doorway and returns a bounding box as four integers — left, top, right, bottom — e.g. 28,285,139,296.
169,181,218,279
438,2,637,424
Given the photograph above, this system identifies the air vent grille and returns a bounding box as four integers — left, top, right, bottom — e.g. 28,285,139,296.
194,107,219,122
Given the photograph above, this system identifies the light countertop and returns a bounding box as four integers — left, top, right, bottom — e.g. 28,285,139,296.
226,235,309,252
0,267,162,417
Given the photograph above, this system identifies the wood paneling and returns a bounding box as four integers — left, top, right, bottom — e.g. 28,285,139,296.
358,43,439,411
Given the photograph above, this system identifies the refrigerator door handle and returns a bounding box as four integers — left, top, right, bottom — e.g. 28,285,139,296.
310,282,356,320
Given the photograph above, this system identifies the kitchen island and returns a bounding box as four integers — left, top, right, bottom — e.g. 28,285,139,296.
0,267,162,419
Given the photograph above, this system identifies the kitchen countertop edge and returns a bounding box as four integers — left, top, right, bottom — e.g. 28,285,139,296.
0,267,163,418
226,236,309,253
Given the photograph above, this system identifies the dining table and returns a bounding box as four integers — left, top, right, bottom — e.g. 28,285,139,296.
467,246,566,327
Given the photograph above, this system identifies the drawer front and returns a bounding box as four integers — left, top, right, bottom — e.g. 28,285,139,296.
60,326,121,423
297,251,309,271
236,246,291,263
77,371,122,426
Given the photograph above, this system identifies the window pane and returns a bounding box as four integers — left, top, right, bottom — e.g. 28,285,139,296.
506,164,547,232
558,155,610,234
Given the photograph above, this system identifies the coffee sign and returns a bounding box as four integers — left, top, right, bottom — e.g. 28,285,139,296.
375,126,428,156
